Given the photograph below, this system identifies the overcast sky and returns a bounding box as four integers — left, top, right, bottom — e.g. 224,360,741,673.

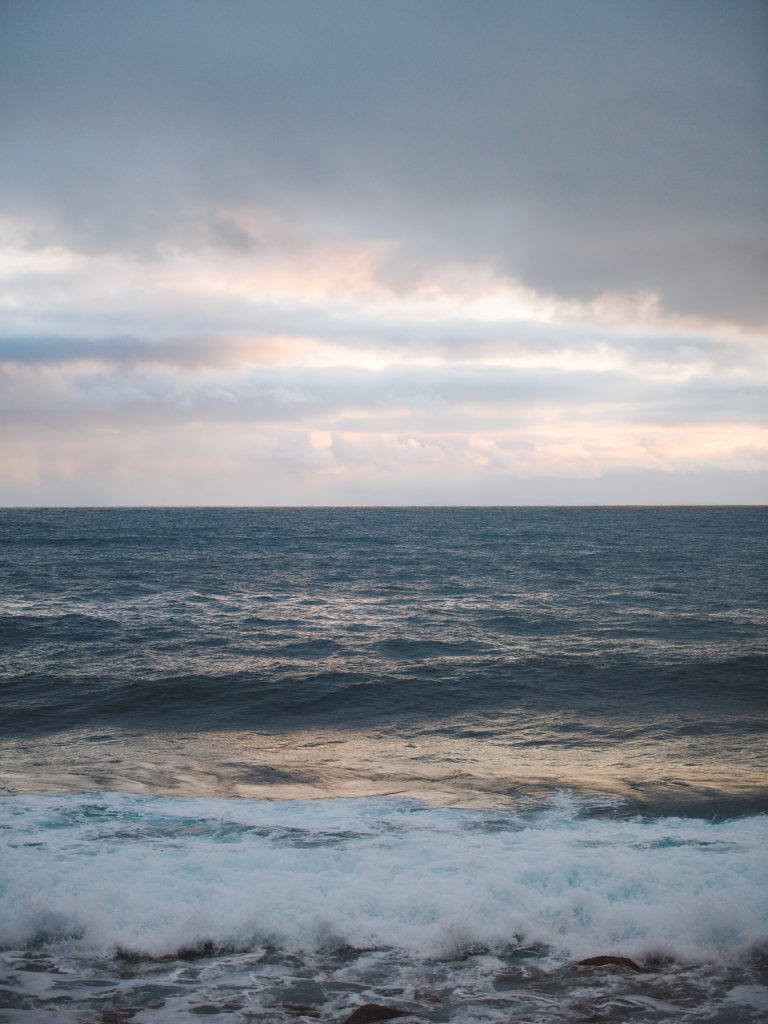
1,0,766,504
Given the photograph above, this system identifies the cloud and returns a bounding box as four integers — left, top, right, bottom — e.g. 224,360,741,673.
1,1,766,504
1,218,765,504
2,420,766,507
1,352,765,508
1,0,766,322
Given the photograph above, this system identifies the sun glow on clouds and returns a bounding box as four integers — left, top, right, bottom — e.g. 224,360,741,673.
0,210,766,504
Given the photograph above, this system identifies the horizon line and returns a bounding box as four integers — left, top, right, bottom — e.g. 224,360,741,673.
2,504,766,511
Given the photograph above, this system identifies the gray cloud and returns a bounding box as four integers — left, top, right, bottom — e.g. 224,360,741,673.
0,316,763,380
1,0,766,322
1,361,764,433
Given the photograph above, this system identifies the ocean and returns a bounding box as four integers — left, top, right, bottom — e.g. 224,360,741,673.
1,507,766,1023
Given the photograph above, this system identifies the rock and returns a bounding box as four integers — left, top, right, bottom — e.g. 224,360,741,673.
413,991,442,1004
116,940,222,964
574,955,643,972
176,941,219,961
342,1004,411,1024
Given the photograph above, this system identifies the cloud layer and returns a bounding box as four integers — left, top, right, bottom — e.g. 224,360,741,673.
1,0,766,503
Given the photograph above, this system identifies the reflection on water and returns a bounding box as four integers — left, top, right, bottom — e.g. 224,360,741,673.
2,712,765,816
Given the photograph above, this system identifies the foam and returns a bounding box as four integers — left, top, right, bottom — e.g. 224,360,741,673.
1,793,765,964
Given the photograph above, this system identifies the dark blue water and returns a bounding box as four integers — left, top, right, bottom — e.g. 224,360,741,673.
1,507,765,738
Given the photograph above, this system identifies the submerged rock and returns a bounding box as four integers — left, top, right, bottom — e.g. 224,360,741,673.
342,1004,411,1024
574,955,643,972
176,941,220,961
97,1010,139,1024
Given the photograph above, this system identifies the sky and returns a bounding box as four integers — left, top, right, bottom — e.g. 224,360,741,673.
1,0,766,505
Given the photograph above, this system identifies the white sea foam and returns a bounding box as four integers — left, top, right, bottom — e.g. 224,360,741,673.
1,793,766,964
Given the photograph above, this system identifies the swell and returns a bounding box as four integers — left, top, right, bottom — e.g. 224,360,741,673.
2,651,767,737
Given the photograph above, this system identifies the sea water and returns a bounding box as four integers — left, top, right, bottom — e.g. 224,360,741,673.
1,507,766,1022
